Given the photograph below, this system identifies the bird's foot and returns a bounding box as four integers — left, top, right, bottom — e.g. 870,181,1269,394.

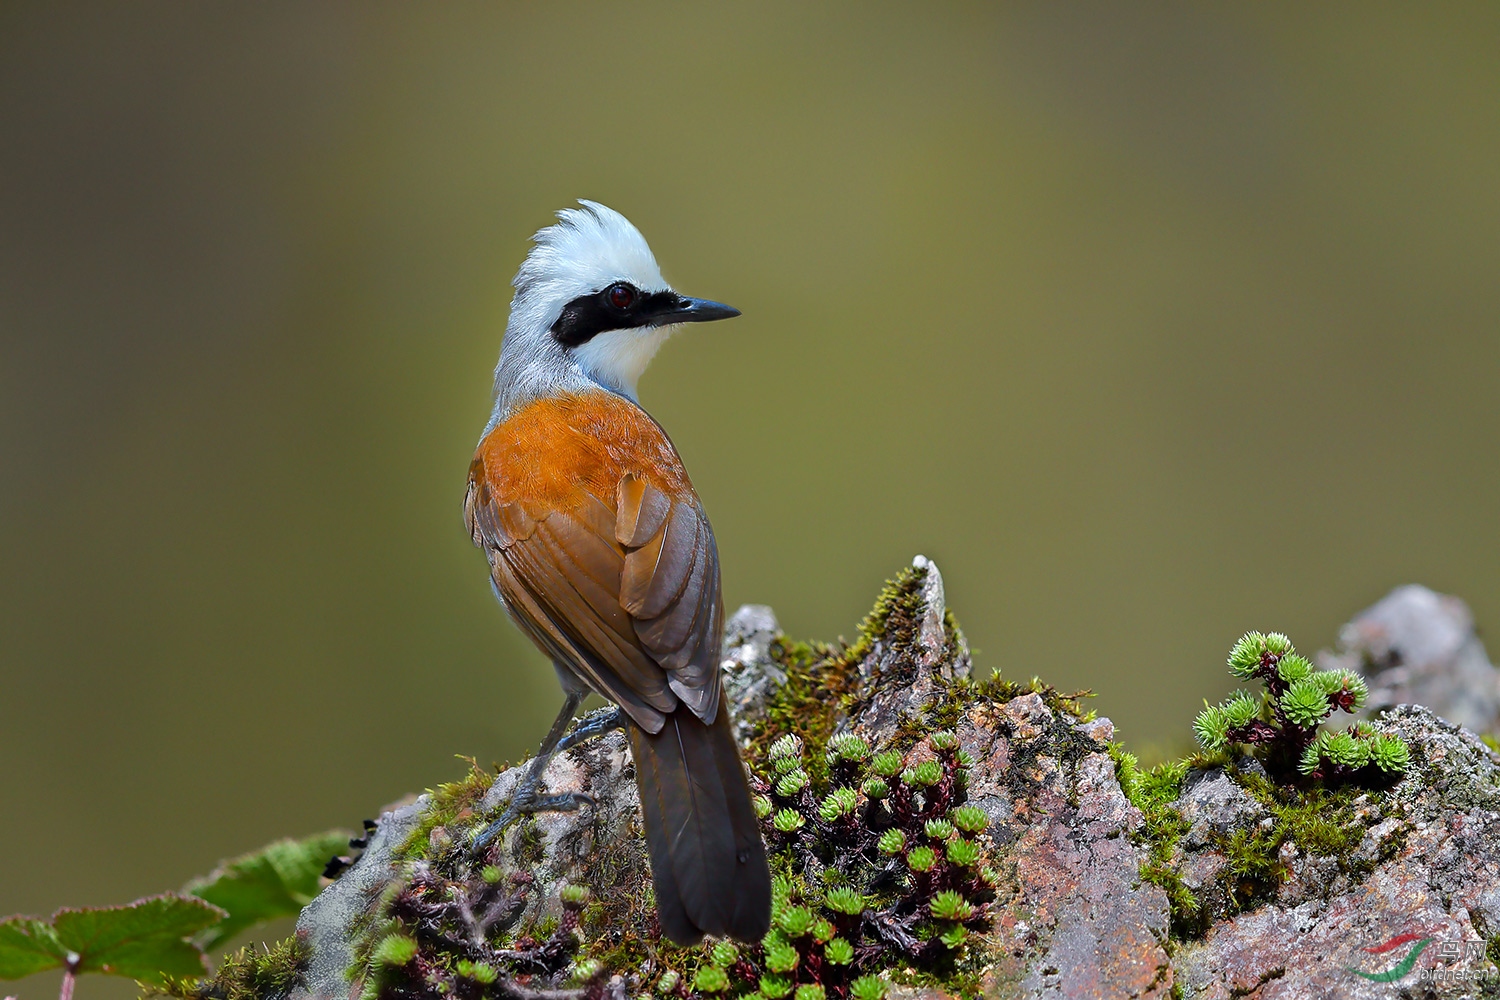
555,706,625,754
525,791,595,813
470,705,619,855
471,785,596,852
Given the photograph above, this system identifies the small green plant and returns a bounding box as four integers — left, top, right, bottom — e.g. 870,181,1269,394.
775,808,808,834
371,933,418,967
949,805,987,834
928,891,974,922
742,710,995,1000
777,769,811,797
823,889,866,916
945,838,981,866
567,957,603,984
1193,631,1408,781
456,959,498,984
824,937,854,965
759,973,793,998
827,734,871,764
818,787,859,822
694,965,730,993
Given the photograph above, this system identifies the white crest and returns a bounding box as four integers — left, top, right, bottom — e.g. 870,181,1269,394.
489,201,680,425
514,200,669,311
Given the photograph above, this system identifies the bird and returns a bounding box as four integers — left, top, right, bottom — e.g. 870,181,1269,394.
464,201,772,945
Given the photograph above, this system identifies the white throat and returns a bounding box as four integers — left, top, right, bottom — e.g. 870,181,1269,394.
570,324,679,400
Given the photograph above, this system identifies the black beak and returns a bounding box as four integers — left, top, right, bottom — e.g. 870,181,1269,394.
655,295,741,325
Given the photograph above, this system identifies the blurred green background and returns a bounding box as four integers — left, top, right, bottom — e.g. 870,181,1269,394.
2,2,1498,990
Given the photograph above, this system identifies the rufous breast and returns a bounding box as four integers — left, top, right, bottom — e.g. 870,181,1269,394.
469,390,697,522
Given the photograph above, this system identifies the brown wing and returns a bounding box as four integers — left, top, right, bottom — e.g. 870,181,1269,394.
466,468,723,734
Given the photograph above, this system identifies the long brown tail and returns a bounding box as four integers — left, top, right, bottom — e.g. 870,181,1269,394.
627,701,771,944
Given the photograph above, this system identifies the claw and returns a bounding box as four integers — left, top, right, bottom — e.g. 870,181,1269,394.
471,787,596,852
471,691,612,856
528,791,595,813
555,707,625,754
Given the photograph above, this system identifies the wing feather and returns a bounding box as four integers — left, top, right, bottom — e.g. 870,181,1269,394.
489,555,669,729
616,473,672,547
467,397,725,728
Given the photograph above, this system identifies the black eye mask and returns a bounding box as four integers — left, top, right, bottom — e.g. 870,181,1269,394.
551,284,686,347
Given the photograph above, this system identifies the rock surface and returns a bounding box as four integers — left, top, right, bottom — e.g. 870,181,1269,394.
280,568,1500,1000
1173,706,1500,998
295,797,429,1000
960,698,1171,998
721,604,787,745
1319,584,1500,736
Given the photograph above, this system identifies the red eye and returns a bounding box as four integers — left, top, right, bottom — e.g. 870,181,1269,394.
607,283,636,309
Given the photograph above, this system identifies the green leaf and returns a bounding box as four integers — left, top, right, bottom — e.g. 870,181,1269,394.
185,831,350,950
694,965,729,993
0,916,68,980
1370,735,1411,773
823,888,866,916
824,936,854,965
51,894,226,984
768,734,803,761
758,973,793,999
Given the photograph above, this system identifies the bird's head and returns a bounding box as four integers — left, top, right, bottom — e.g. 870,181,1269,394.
493,201,739,413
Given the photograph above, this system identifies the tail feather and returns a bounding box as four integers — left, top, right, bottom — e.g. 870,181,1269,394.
628,700,771,944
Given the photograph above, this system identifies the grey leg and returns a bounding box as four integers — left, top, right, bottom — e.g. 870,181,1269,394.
472,690,587,851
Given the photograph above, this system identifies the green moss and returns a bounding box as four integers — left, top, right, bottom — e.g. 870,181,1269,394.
967,673,1090,722
840,564,930,667
885,960,987,1000
762,637,849,787
395,757,493,861
155,936,310,1000
1120,745,1386,940
1229,767,1367,870
511,819,546,867
1114,753,1200,935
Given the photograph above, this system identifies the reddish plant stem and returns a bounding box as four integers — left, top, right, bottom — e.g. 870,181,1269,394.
59,960,78,1000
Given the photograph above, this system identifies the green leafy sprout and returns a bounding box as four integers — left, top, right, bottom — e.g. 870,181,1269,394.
1193,630,1406,781
694,965,730,993
736,653,997,1000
